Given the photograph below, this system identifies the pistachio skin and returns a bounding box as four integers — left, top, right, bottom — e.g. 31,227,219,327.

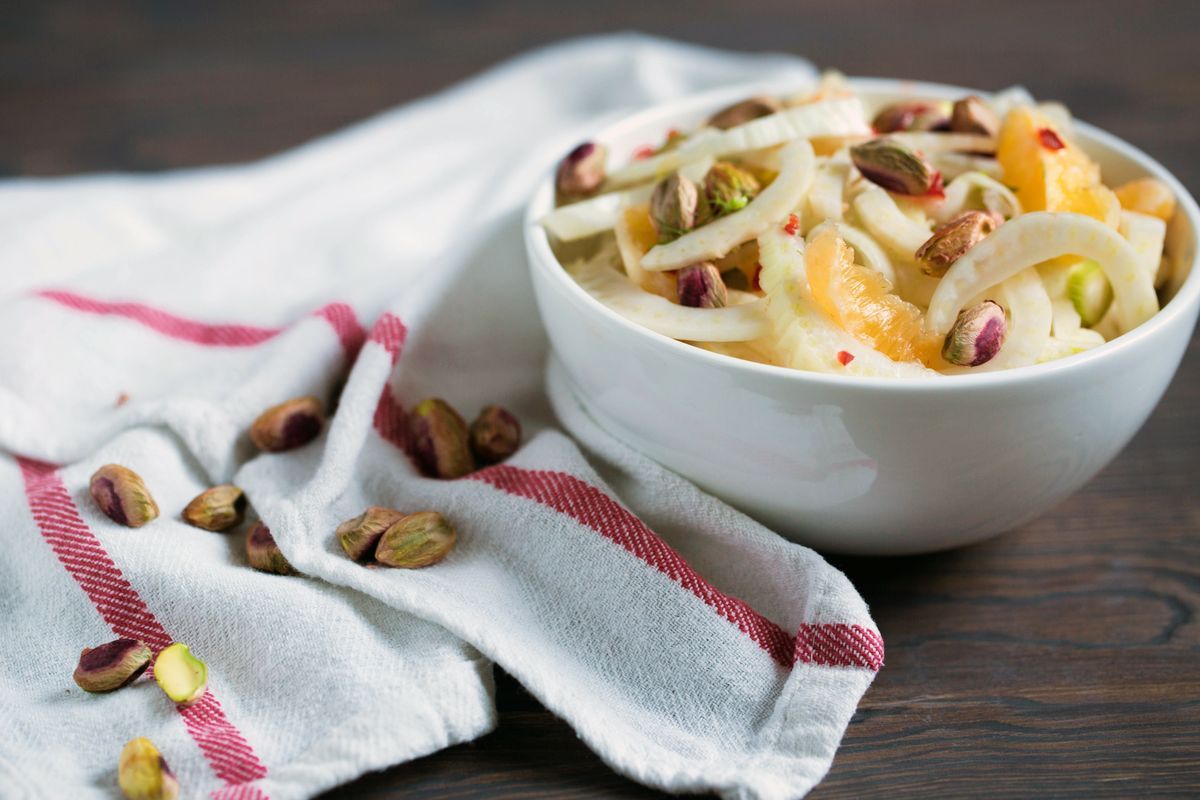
650,172,701,243
915,211,1002,277
182,485,247,532
89,465,159,528
73,639,152,693
118,738,179,800
469,405,522,465
337,506,405,562
706,96,781,130
943,300,1008,367
676,263,728,309
409,398,476,480
555,142,607,198
871,101,950,133
704,162,761,217
249,396,325,453
950,95,999,137
850,138,940,195
246,521,296,576
375,511,457,569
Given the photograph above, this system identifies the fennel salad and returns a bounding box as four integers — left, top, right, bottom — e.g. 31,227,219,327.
539,75,1178,377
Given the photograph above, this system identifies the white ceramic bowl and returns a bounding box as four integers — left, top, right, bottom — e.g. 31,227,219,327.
524,78,1200,555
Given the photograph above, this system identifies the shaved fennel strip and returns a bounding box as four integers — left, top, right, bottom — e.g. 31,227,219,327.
569,252,768,342
540,158,714,241
757,228,937,377
935,172,1022,223
807,158,851,224
1051,298,1083,337
607,97,868,186
887,132,996,154
926,212,1158,336
976,268,1052,371
929,153,1004,182
852,186,933,257
1118,210,1167,284
641,139,816,271
807,221,896,285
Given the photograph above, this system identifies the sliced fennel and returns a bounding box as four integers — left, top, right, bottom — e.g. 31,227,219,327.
929,153,1004,182
607,97,868,186
988,267,1053,370
756,227,937,377
925,212,1158,336
1118,210,1167,285
807,157,851,223
568,252,768,342
888,131,996,154
641,139,816,271
540,157,713,241
935,171,1022,222
851,185,934,258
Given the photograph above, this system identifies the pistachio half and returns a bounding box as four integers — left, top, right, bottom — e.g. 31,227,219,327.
871,101,950,133
556,142,607,198
950,95,999,138
704,162,760,217
249,396,325,453
118,738,179,800
182,485,247,532
246,521,296,575
943,300,1008,366
375,511,457,569
469,405,522,465
706,96,781,130
337,506,405,562
153,643,208,706
850,138,940,195
409,398,476,480
650,172,701,243
73,638,152,693
915,211,1002,277
89,464,159,528
676,263,728,309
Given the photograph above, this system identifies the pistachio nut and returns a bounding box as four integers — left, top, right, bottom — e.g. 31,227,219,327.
337,506,405,562
249,395,325,453
943,300,1007,367
706,95,781,130
555,141,607,198
153,643,208,706
950,95,999,138
676,263,728,309
375,511,457,569
409,398,476,479
89,464,159,528
915,211,1002,277
245,521,296,576
73,638,152,693
871,101,950,133
182,485,247,532
469,405,522,465
850,138,940,195
704,162,761,217
118,738,179,800
650,172,701,243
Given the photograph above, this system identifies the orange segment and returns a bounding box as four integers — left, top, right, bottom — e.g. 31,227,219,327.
805,228,941,364
997,107,1119,227
1115,177,1176,222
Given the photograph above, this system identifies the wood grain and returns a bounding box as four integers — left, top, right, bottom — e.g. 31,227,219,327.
3,1,1197,796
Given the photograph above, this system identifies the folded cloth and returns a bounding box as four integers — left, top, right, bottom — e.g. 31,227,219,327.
0,33,883,800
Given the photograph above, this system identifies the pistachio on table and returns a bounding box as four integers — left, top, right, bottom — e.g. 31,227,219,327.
943,300,1008,367
555,141,607,198
950,95,999,137
153,642,208,706
915,211,1002,277
182,485,247,532
246,521,296,575
89,464,159,528
704,162,760,217
706,95,781,130
850,138,941,195
375,511,457,569
650,171,702,243
676,263,728,309
73,638,152,693
469,405,522,465
871,101,950,133
410,398,476,480
249,395,325,453
118,737,179,800
337,506,405,562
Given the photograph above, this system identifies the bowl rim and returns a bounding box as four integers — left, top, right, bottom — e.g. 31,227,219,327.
524,76,1200,392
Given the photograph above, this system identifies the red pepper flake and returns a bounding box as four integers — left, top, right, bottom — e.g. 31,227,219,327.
782,214,801,235
1038,128,1065,151
666,127,680,139
836,350,855,366
632,145,655,160
926,170,945,199
115,392,130,407
751,263,763,292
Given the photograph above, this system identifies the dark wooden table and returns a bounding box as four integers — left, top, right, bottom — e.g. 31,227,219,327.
5,2,1197,796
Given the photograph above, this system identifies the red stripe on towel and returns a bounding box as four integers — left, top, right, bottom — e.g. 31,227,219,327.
368,312,407,365
18,458,271,797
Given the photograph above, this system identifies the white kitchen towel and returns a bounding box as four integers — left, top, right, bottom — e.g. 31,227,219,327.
0,33,883,800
